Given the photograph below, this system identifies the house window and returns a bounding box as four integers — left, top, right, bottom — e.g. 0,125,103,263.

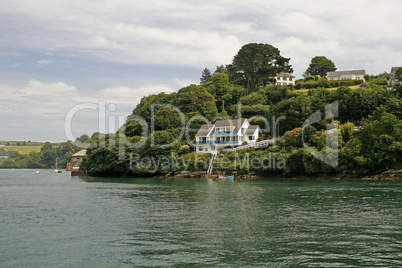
211,146,216,151
289,77,293,81
199,146,203,152
283,77,287,81
356,76,360,80
249,136,253,140
283,82,287,86
277,82,281,86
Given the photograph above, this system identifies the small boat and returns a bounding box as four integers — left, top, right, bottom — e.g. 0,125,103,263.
52,159,62,173
32,171,40,174
218,175,234,181
66,161,72,171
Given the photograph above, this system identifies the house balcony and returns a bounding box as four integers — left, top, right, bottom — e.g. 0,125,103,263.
212,131,232,135
194,140,238,145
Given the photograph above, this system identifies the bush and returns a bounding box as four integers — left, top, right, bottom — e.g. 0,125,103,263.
329,79,364,87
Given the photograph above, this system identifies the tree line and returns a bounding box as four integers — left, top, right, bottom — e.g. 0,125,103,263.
0,141,82,169
79,43,401,176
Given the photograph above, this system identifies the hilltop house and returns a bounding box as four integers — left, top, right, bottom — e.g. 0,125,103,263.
389,67,402,84
326,70,365,81
275,72,295,86
194,119,260,153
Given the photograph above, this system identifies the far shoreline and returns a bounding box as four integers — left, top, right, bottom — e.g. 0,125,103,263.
80,169,402,181
3,167,401,181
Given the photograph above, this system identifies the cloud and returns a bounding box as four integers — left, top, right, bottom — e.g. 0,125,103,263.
174,79,198,88
99,84,176,104
1,0,402,141
1,0,401,75
1,79,176,116
36,59,52,66
0,79,176,141
0,1,243,67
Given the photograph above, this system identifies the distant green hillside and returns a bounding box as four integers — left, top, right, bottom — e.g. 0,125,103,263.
0,141,82,169
0,141,63,155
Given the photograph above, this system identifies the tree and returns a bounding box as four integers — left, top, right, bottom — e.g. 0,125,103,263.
240,92,267,106
200,68,211,84
231,43,293,93
306,56,336,77
339,121,355,144
175,84,216,115
76,134,90,144
154,106,182,130
358,107,402,170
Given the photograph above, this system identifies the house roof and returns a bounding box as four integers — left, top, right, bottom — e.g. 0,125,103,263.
195,119,247,137
276,72,295,78
195,124,214,137
390,67,402,74
215,119,246,135
327,70,365,77
245,125,259,135
72,149,87,157
389,67,402,83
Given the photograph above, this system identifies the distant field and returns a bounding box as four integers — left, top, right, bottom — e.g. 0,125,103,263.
296,85,360,93
0,141,58,155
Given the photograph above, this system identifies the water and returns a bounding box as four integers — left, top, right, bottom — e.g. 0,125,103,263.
0,169,401,267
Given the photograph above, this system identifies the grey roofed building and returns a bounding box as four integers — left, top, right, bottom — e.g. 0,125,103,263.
214,119,246,135
195,124,214,137
389,67,402,84
326,70,366,81
194,119,260,154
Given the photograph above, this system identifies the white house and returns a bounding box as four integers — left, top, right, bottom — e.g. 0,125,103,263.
275,72,295,86
194,119,260,153
389,67,401,85
326,70,365,81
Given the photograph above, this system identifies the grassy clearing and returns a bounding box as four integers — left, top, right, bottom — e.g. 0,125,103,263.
0,141,53,155
295,85,360,93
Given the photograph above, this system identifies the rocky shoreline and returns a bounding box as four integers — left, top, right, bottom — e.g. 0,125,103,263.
154,169,402,180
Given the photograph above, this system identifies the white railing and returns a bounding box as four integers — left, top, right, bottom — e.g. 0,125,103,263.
206,153,217,175
223,139,275,153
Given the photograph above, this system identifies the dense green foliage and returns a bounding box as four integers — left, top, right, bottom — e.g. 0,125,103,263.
78,44,401,177
80,80,401,176
305,56,337,77
228,43,293,93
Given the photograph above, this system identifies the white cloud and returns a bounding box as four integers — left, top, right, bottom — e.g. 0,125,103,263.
0,79,176,141
99,84,176,104
1,0,402,141
1,79,176,116
36,59,52,66
174,79,198,88
1,0,401,74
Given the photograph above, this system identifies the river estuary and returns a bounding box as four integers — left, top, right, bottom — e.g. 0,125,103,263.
0,169,401,267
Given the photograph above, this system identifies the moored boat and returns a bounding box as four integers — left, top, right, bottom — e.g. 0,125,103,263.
218,175,234,181
52,159,62,173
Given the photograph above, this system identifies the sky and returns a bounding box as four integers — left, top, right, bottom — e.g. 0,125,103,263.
1,0,401,142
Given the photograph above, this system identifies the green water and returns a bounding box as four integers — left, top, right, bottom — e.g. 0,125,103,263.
0,169,401,267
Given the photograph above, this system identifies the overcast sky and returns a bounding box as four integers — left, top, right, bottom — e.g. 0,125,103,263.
1,0,401,142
